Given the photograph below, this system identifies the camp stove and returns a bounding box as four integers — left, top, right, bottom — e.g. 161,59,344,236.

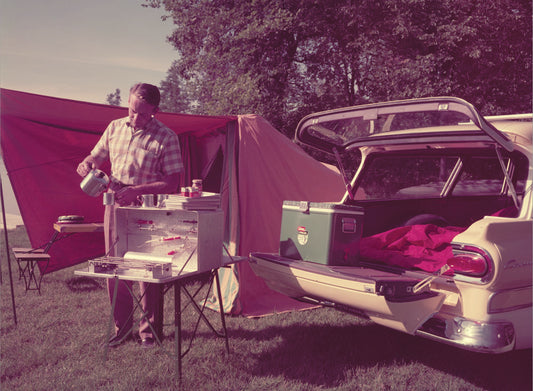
88,254,173,279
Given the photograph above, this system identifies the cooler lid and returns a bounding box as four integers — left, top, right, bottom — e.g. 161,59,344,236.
283,200,364,213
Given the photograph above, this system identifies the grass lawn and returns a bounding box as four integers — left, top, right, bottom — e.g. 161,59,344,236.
1,226,531,390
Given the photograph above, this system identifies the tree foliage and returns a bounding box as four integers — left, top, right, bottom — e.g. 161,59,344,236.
106,88,122,106
145,0,532,136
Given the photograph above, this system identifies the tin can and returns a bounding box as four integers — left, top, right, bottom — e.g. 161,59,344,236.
192,179,203,196
157,194,168,208
141,194,155,208
189,186,199,198
103,192,115,206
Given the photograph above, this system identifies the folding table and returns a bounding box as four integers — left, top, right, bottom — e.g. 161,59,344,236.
74,256,244,382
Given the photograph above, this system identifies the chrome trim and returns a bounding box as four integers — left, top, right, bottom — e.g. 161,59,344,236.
485,114,533,121
417,315,515,354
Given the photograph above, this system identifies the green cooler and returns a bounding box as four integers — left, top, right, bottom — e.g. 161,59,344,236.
279,201,364,266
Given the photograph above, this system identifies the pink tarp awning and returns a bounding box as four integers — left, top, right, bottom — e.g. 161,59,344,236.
1,89,235,274
1,88,345,316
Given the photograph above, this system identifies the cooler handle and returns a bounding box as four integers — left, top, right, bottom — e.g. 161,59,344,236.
341,218,357,233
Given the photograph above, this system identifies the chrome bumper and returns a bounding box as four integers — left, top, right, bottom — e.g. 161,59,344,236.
416,314,515,354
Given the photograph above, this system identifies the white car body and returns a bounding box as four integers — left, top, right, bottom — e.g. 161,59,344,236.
250,97,532,353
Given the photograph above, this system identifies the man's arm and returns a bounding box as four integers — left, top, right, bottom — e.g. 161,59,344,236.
114,173,181,206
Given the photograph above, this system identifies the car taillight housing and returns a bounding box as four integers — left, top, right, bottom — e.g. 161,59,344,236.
447,246,492,277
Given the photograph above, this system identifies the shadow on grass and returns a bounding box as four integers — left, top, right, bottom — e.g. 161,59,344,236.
65,276,104,292
229,321,532,391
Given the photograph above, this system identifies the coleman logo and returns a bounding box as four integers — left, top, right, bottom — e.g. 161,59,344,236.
297,226,308,245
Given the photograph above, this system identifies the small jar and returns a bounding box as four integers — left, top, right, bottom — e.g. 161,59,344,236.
192,179,203,196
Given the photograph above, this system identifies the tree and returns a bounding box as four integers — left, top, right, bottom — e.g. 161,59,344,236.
362,0,533,114
159,63,194,113
106,88,121,106
145,0,532,136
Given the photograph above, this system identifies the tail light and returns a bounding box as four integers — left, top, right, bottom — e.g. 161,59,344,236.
447,246,491,277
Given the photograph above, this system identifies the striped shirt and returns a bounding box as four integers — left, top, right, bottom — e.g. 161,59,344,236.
91,117,183,185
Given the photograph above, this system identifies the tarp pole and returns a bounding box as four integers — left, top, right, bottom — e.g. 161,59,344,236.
0,175,17,324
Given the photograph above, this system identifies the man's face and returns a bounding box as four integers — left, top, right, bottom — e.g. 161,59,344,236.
128,94,158,130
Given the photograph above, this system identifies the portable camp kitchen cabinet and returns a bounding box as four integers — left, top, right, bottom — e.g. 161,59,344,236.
114,206,224,274
279,201,364,266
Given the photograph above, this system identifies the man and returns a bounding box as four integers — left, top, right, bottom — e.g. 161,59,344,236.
77,83,183,348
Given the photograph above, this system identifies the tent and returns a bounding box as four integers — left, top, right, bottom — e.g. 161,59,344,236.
1,88,345,316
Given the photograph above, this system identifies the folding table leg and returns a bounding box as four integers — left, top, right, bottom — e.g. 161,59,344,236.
103,276,120,360
214,270,230,354
27,257,49,294
26,260,39,293
174,280,182,382
14,254,50,294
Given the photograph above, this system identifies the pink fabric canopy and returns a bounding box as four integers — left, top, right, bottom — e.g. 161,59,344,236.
1,88,235,274
1,88,345,316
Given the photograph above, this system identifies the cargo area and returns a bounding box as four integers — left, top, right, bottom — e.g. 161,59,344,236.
278,194,517,275
348,195,516,238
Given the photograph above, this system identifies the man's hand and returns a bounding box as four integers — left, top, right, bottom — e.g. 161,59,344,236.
114,187,140,206
77,157,96,177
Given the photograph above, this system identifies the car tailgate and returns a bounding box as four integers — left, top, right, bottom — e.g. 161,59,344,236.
249,252,446,334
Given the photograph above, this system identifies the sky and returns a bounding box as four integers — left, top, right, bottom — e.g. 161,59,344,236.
0,0,176,105
0,0,177,220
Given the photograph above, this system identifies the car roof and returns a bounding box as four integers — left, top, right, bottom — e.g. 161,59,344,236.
487,118,532,148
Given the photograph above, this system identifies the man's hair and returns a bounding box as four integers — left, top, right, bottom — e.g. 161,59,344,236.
129,83,161,107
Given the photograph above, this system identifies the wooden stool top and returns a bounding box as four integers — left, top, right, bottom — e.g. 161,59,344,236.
13,253,51,260
12,247,45,253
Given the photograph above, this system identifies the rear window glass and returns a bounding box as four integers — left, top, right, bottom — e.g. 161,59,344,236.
453,157,506,195
357,156,458,199
355,154,522,200
304,110,471,148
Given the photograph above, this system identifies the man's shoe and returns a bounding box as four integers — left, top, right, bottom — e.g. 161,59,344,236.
140,337,155,348
107,333,132,348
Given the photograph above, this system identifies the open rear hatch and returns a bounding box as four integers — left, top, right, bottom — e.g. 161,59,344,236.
249,253,446,334
295,96,514,154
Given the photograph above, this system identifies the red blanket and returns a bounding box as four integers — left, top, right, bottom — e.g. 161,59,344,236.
358,207,516,273
359,224,466,273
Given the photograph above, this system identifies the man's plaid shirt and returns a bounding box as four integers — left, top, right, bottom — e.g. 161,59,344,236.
91,117,184,185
